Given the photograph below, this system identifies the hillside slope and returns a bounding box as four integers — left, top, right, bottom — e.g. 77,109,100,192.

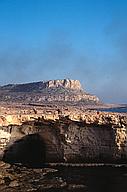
0,79,100,104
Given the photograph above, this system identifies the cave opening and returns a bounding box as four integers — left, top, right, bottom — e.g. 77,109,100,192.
3,133,46,168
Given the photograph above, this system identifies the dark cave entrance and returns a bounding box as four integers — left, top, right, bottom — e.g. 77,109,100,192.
3,134,46,167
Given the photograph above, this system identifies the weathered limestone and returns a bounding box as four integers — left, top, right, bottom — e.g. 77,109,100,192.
45,79,82,90
0,111,127,164
0,79,100,103
0,130,11,151
1,79,82,91
0,79,126,165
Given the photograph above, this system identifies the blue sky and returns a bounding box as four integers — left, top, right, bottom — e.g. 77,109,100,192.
0,0,127,103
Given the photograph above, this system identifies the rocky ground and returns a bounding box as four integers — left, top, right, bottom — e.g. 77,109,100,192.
0,161,68,192
1,161,127,192
0,79,127,191
0,102,127,164
0,108,127,192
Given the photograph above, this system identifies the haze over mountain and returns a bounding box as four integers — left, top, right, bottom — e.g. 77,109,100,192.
0,79,100,104
0,0,127,103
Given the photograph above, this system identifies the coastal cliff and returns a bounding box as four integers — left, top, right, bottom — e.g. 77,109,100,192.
0,79,126,165
0,110,127,165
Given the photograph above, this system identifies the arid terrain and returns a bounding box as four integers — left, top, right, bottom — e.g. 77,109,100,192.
0,79,127,191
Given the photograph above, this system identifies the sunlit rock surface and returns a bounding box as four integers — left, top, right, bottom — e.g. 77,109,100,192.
0,79,126,164
0,79,100,103
0,108,127,165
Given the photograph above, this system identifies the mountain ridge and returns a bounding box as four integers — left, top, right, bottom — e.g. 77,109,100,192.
0,79,82,92
0,79,100,104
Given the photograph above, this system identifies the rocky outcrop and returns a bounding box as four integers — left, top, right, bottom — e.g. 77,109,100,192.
0,79,100,104
45,79,82,90
0,111,127,165
0,79,82,92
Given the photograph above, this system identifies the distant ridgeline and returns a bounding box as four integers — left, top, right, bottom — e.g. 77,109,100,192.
0,79,100,104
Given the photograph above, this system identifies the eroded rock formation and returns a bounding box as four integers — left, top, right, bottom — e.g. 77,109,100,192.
45,79,82,90
0,79,126,165
0,110,127,165
0,79,82,91
0,79,100,103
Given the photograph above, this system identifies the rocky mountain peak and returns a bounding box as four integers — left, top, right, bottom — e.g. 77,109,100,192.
45,79,82,90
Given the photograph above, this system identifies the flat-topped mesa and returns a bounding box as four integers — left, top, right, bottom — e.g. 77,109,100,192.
45,79,82,90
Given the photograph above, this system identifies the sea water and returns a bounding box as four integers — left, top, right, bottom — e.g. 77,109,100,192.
98,107,127,113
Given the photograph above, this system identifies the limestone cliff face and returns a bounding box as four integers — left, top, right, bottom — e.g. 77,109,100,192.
45,79,82,90
0,79,82,92
0,112,127,164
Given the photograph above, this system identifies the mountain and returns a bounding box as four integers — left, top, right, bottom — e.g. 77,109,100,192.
0,79,100,104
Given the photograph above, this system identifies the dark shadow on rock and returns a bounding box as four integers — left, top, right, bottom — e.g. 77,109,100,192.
3,133,46,168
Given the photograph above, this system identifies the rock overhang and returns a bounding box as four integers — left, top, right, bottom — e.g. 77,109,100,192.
0,111,127,166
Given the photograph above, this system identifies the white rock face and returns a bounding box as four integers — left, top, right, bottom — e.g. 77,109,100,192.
45,79,82,90
0,130,11,150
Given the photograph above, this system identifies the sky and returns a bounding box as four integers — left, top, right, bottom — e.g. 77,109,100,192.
0,0,127,103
